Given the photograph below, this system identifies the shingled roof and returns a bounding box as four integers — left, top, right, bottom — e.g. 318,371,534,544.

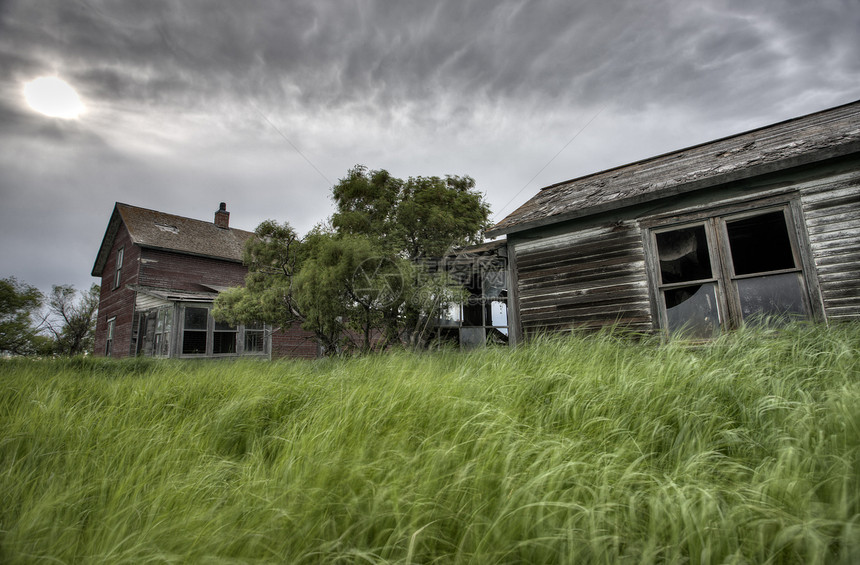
91,203,255,276
487,99,860,238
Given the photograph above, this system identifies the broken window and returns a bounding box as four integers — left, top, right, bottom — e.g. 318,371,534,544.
437,253,509,348
649,205,812,337
153,307,172,357
654,224,720,338
723,211,807,325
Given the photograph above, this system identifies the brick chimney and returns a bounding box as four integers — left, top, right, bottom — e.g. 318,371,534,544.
214,202,230,229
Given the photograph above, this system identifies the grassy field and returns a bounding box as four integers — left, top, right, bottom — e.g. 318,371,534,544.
1,324,859,564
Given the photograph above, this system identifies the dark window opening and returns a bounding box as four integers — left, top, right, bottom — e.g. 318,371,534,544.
656,225,712,284
725,211,796,275
182,331,207,355
213,320,237,354
182,307,208,355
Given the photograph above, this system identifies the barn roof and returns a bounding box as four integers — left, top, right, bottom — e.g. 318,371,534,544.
487,99,860,238
91,203,255,276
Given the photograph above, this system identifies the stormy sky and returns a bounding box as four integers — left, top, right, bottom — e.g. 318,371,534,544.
2,0,859,295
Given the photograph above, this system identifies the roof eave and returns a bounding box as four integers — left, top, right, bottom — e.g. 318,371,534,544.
91,204,123,277
137,243,245,264
487,142,860,238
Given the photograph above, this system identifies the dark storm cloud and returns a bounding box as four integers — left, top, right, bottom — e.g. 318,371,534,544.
4,0,857,124
1,0,859,294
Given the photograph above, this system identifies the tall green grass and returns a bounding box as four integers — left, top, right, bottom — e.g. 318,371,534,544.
1,324,858,563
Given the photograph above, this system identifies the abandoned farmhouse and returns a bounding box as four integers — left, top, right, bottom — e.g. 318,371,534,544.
91,203,318,359
489,99,860,343
92,99,860,357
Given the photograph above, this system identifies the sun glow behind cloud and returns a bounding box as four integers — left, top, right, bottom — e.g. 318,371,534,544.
23,76,84,119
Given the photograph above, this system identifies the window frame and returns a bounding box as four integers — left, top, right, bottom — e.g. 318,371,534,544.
176,303,269,358
212,318,238,355
180,305,210,356
643,198,820,336
650,220,728,338
105,316,116,356
113,247,124,290
438,258,510,347
152,306,172,358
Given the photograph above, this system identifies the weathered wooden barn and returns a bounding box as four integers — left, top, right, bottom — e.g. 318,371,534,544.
487,100,860,342
91,203,318,359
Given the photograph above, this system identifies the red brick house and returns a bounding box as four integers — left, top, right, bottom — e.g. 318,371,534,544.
91,202,318,359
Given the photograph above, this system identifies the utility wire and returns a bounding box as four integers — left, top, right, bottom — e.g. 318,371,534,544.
493,105,606,221
252,104,332,187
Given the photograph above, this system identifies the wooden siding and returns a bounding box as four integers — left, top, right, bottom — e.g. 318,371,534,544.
138,248,247,292
93,224,140,357
513,220,652,335
800,169,860,320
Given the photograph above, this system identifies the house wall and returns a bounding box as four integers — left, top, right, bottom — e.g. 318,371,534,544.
138,248,247,291
511,220,652,337
507,154,860,338
272,326,320,359
93,224,140,357
799,166,860,320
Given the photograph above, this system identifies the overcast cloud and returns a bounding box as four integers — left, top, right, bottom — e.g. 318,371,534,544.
1,0,859,294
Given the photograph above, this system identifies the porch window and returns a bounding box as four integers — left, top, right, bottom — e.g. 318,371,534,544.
153,307,172,357
648,204,813,337
244,322,265,354
213,319,237,354
182,306,209,354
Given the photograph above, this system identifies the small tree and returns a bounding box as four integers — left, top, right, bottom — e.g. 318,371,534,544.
332,165,491,260
215,165,492,355
0,277,44,355
332,166,491,346
44,284,100,356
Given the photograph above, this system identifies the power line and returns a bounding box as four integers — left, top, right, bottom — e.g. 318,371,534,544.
493,105,606,221
251,104,332,187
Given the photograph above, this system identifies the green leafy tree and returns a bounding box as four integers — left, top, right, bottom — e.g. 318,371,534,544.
294,231,383,353
215,165,491,354
332,165,491,260
214,220,305,330
0,277,44,355
44,284,100,356
332,166,491,346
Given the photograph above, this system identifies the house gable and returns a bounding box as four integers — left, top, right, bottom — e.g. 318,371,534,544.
92,202,254,277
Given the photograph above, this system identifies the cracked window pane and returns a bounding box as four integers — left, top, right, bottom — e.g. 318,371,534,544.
664,283,720,339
